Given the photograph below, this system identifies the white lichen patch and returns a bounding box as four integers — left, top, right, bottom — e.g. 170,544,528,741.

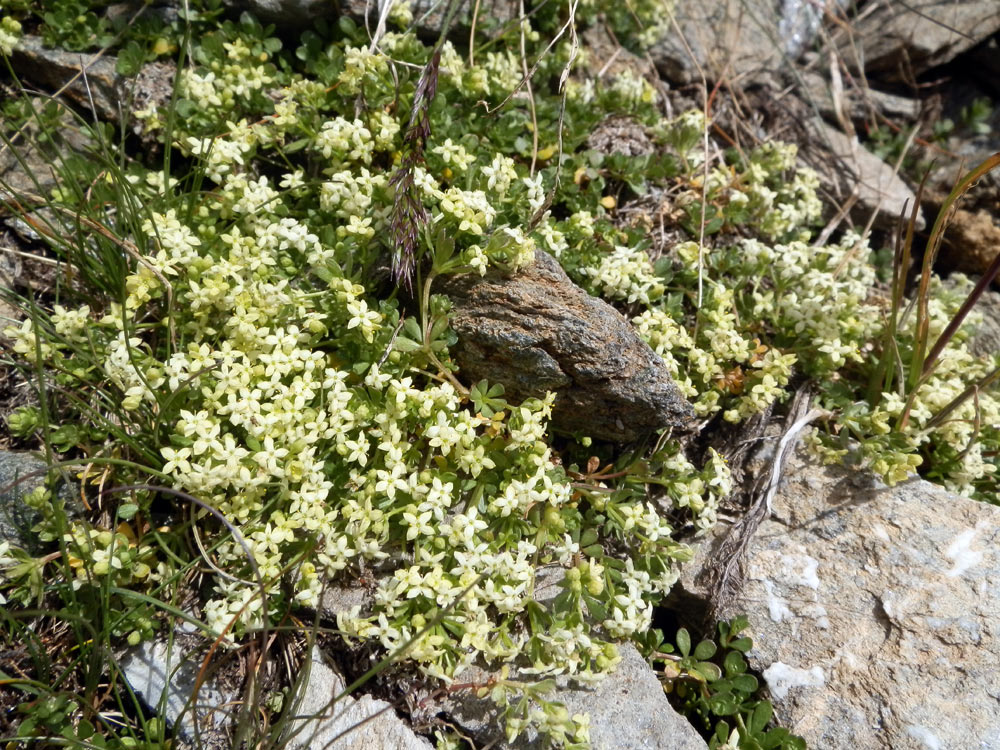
905,724,942,750
945,522,988,578
762,662,825,701
779,548,820,590
763,579,794,623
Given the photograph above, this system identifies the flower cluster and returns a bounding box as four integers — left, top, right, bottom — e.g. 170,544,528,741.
4,5,999,749
0,15,21,56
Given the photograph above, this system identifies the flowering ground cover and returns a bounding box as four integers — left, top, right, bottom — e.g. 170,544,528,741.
1,2,998,748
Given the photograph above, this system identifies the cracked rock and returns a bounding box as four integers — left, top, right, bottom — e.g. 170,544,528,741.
681,445,1000,749
436,251,695,443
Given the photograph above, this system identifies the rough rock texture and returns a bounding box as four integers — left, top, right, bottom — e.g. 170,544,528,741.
10,36,122,121
650,0,783,85
0,93,95,198
938,207,1000,278
796,71,922,128
926,110,1000,278
588,116,654,157
0,451,79,552
799,116,924,230
682,446,1000,750
230,0,517,30
835,0,1000,82
120,635,234,745
8,36,176,126
282,646,433,750
971,289,1000,359
437,251,695,443
440,643,708,750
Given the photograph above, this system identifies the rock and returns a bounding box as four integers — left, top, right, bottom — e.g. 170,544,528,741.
834,0,1000,82
683,446,1000,750
0,451,80,553
588,116,655,157
229,0,517,32
318,579,374,621
10,36,122,122
799,116,924,231
8,36,175,127
922,103,1000,278
120,634,235,745
795,71,922,128
440,642,708,750
778,0,851,59
971,289,1000,358
938,207,1000,278
649,1,783,85
0,95,95,199
281,645,433,750
436,251,695,443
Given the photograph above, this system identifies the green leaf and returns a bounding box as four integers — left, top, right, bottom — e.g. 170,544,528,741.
707,692,740,716
731,674,758,694
723,650,747,676
750,701,773,734
713,721,731,745
675,628,691,657
76,720,95,740
730,636,753,653
694,661,722,682
393,335,422,353
118,503,139,520
694,639,717,661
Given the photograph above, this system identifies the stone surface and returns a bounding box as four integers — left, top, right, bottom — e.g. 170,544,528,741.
10,36,123,122
925,108,1000,279
683,446,1000,750
971,289,1000,359
436,250,695,443
835,0,1000,81
120,635,235,745
778,0,851,59
938,207,1000,278
281,645,433,750
441,642,708,750
7,36,174,127
588,116,654,157
650,0,783,85
799,116,924,230
796,71,922,127
0,451,79,552
0,95,95,199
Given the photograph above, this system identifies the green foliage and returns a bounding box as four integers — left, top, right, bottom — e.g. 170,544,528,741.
39,0,114,51
649,617,806,750
2,0,1000,746
960,96,993,135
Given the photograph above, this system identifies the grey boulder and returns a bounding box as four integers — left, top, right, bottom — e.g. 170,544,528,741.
439,642,709,750
649,1,784,85
0,451,80,553
281,645,432,750
683,446,1000,749
436,250,695,443
834,0,1000,81
798,116,924,231
120,634,235,746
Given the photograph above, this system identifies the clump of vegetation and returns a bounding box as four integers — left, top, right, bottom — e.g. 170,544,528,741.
0,0,998,747
644,616,805,750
